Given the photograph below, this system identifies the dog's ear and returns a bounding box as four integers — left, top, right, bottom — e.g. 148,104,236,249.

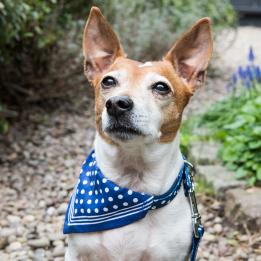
83,7,124,81
164,18,213,93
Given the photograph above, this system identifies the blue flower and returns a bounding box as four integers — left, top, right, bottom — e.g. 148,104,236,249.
255,66,261,81
246,65,254,82
238,66,245,80
232,73,237,85
248,46,255,62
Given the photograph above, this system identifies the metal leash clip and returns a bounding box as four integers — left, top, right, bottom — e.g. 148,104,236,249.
185,161,202,238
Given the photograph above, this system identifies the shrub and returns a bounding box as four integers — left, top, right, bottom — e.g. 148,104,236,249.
96,0,236,60
0,0,236,133
200,48,261,186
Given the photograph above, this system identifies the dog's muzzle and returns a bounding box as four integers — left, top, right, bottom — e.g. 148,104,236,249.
105,96,143,140
106,96,133,117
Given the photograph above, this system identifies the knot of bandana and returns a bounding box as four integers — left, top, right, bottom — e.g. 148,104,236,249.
63,150,184,234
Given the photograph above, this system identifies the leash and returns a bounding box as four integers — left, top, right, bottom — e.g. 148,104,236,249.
183,160,204,261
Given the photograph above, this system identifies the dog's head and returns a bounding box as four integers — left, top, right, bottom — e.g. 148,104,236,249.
83,7,213,144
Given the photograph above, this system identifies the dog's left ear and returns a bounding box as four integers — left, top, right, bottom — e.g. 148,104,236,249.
83,7,125,82
164,18,213,93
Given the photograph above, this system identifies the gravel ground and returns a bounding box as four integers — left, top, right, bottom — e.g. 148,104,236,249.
0,24,261,261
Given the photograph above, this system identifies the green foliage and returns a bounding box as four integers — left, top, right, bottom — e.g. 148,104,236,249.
195,176,215,196
200,86,261,186
96,0,236,60
180,117,201,156
0,103,8,134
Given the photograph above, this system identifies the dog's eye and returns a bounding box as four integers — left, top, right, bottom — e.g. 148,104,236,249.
152,82,170,95
101,76,117,88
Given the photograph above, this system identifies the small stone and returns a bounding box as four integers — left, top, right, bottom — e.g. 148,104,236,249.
0,228,16,237
204,233,216,242
28,238,50,249
57,203,67,215
46,207,56,216
23,215,35,223
7,241,22,252
0,236,8,249
214,223,223,234
34,248,46,261
239,235,249,242
7,215,21,227
53,245,65,257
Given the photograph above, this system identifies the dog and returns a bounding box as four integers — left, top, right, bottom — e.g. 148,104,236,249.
64,6,213,261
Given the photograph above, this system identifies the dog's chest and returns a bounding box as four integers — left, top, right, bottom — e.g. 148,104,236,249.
68,189,192,261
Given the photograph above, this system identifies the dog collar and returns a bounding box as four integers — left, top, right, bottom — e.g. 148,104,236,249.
63,150,203,261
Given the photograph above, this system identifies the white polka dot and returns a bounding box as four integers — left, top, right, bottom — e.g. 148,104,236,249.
118,194,123,199
123,202,128,207
92,153,96,158
80,199,83,204
95,199,99,204
74,209,78,214
82,180,88,185
90,181,94,186
152,206,156,209
75,199,78,204
101,198,105,204
89,162,93,167
161,200,166,205
97,180,100,185
87,199,92,204
108,197,113,202
87,208,91,213
103,207,108,212
105,187,109,193
95,170,97,175
86,171,91,176
133,198,138,203
99,189,102,194
95,208,99,213
95,190,98,195
89,191,93,196
113,205,118,210
102,178,107,183
76,189,79,194
127,190,133,195
80,208,84,213
114,186,119,191
80,189,85,194
80,169,83,174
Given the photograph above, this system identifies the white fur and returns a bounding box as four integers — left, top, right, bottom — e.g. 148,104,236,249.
66,132,192,260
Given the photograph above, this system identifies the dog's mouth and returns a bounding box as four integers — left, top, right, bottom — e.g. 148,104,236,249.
105,123,143,140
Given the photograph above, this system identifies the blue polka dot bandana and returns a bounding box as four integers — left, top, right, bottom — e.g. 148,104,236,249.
63,150,184,234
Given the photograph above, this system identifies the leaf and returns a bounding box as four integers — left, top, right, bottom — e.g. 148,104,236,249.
235,168,247,179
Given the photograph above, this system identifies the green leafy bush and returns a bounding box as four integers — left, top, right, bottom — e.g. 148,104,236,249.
96,0,236,60
200,47,261,186
201,89,261,186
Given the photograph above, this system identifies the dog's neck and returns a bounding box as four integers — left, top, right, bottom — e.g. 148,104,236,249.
94,133,183,195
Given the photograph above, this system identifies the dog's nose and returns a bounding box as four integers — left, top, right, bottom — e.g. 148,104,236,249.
106,96,134,117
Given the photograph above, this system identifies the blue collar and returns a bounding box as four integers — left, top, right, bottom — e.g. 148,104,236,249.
64,150,203,261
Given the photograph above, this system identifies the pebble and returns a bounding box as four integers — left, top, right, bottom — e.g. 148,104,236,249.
7,242,22,252
53,245,65,257
57,203,67,215
28,238,50,249
213,223,223,234
7,215,21,228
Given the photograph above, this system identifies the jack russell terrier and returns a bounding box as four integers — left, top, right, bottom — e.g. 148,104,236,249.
64,6,213,261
